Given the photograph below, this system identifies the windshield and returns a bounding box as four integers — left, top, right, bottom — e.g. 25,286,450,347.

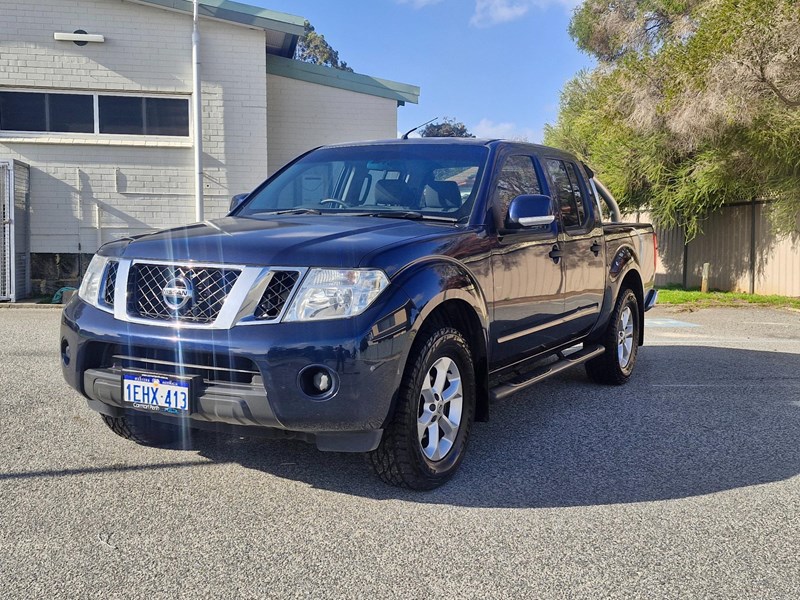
237,144,489,221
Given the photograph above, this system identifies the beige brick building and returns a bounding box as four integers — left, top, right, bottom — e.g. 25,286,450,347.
0,0,419,295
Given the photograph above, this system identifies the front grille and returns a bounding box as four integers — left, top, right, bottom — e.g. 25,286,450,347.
103,261,119,307
128,263,240,324
255,271,300,319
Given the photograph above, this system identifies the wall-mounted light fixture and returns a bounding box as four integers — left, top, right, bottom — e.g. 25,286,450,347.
54,30,105,46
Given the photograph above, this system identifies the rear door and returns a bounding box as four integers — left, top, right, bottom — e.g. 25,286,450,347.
489,154,566,368
542,158,605,337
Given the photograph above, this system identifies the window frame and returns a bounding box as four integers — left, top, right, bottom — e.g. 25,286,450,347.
489,153,548,231
565,161,598,231
0,88,192,140
542,156,595,234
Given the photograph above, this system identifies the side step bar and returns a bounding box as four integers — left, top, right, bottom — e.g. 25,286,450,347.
489,344,605,402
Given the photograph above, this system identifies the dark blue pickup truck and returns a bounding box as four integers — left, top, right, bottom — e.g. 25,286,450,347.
61,139,657,489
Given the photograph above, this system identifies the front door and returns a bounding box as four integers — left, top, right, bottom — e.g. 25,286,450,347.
489,154,565,368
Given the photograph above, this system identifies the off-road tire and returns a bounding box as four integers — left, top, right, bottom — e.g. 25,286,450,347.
101,413,187,448
586,287,640,385
369,326,476,490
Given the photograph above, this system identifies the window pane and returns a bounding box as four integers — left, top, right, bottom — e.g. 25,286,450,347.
0,92,46,132
565,163,587,226
546,159,581,228
49,94,93,133
145,98,189,136
99,96,144,134
493,155,541,221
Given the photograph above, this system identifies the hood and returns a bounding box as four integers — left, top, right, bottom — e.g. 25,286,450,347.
115,215,455,271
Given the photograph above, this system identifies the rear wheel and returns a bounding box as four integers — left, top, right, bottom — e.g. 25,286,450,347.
101,413,188,448
586,287,640,385
369,326,476,490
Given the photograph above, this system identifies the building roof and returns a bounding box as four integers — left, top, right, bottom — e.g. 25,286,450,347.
129,0,305,56
130,0,305,34
129,0,420,103
266,56,420,106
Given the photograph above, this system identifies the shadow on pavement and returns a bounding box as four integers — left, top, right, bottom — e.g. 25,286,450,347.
9,345,794,508
190,345,800,507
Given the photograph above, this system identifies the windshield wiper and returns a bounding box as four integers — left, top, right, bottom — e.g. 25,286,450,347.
365,211,458,223
251,208,322,216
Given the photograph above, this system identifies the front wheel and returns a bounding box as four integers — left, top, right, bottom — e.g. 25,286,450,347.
369,327,476,490
586,287,640,385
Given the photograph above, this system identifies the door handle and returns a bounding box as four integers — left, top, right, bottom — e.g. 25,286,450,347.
590,240,602,256
548,244,562,264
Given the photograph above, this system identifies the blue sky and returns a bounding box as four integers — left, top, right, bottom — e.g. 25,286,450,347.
256,0,594,142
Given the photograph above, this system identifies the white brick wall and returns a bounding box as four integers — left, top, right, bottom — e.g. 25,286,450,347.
0,0,268,253
0,0,404,257
266,74,398,175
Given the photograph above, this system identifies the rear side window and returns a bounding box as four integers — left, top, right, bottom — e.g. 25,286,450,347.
491,155,541,225
564,163,587,225
545,159,587,229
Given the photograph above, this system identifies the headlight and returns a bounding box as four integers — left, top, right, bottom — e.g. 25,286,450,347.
78,254,110,307
283,269,389,322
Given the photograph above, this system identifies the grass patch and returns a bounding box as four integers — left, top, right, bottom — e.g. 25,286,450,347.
657,288,800,309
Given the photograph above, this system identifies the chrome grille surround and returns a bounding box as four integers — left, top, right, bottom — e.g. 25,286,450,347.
107,259,307,329
128,263,241,324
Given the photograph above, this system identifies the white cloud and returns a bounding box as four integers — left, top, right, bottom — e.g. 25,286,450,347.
470,0,581,28
472,118,542,143
396,0,444,8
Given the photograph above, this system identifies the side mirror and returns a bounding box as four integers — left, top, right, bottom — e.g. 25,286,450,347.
229,193,249,212
506,194,555,230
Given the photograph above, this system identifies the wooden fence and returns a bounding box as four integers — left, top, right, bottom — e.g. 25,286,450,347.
626,203,800,297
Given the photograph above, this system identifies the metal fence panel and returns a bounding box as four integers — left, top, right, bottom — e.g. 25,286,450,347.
13,162,30,300
754,205,800,296
0,163,9,300
625,204,800,297
686,205,752,293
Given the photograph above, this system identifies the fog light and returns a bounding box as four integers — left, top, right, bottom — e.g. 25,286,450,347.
313,371,331,393
298,365,338,400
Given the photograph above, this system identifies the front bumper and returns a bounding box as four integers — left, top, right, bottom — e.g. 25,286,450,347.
61,287,414,451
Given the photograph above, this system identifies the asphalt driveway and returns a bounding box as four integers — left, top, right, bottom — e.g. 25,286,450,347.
1,305,798,598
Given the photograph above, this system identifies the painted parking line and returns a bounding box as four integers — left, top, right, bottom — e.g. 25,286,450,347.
653,383,800,387
646,317,701,328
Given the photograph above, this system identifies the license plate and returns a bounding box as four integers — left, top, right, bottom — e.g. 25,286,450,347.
123,372,191,413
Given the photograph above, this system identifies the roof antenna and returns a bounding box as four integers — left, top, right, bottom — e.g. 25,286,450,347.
401,117,437,140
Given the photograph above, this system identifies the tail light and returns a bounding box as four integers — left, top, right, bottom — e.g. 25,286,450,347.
653,232,658,271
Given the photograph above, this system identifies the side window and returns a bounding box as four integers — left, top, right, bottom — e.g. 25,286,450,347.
545,159,585,229
565,162,588,226
492,155,541,225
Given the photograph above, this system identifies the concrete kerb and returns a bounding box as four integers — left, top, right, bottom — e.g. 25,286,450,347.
0,302,63,309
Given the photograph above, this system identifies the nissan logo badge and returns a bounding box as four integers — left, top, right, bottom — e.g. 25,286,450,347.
162,276,193,309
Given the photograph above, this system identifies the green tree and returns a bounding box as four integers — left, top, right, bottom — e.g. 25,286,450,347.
295,21,353,72
419,118,474,138
547,0,800,237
